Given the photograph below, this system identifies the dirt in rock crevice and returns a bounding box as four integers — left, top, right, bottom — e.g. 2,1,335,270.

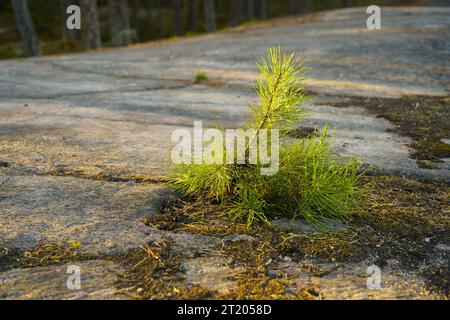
137,174,449,299
1,173,447,299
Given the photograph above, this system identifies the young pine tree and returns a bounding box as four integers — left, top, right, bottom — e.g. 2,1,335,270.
170,47,365,228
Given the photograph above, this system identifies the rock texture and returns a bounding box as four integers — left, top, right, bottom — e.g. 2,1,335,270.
0,260,128,300
0,7,448,299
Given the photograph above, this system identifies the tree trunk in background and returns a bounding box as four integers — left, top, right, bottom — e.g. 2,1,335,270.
247,0,254,20
188,0,198,32
172,0,184,36
108,0,132,46
229,0,244,26
257,0,267,20
234,0,245,25
11,0,41,56
204,0,216,32
132,0,143,41
131,0,139,30
226,0,233,26
79,0,101,49
60,0,78,42
157,0,166,38
302,0,311,13
145,0,153,38
290,0,301,14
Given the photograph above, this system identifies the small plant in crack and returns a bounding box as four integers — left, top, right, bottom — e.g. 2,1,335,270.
194,71,209,83
170,47,365,228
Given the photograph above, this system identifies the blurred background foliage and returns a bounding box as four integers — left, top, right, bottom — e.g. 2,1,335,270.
1,0,419,59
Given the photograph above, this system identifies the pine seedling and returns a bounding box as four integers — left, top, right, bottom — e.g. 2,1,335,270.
169,47,365,228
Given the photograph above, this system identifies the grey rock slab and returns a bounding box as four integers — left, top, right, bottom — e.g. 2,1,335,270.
182,256,244,294
164,232,222,258
1,97,448,184
0,7,448,183
17,7,445,98
0,101,180,178
0,260,128,300
1,7,448,100
0,167,160,254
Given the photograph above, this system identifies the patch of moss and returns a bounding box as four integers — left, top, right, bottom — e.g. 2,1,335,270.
194,71,209,83
356,176,449,267
0,243,99,272
47,166,168,184
422,265,449,297
416,160,439,169
144,198,255,235
280,230,366,263
192,72,227,87
143,199,318,299
216,275,317,300
288,126,319,139
213,237,318,300
114,242,214,300
411,138,450,162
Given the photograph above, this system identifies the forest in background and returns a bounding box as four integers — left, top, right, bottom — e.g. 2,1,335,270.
1,0,415,59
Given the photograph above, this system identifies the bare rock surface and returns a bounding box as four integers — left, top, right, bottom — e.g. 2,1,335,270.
182,257,244,294
0,260,128,300
0,7,448,299
0,166,159,253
